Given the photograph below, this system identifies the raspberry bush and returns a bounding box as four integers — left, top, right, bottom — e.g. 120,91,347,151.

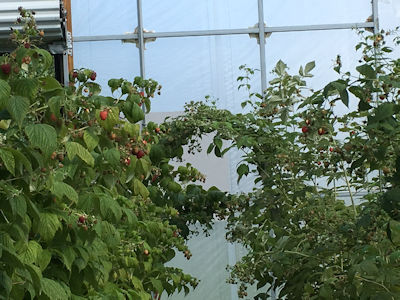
0,11,228,299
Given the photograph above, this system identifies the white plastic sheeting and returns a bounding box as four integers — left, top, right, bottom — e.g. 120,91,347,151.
71,1,399,299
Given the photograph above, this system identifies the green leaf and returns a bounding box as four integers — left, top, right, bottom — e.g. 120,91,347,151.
0,148,15,175
10,195,27,218
83,130,99,151
95,107,120,131
149,144,165,164
104,148,120,166
48,96,63,117
6,96,29,128
331,81,349,107
207,143,214,154
99,194,122,222
131,276,144,290
65,142,94,167
0,79,11,109
37,249,52,271
11,78,39,100
36,213,62,241
123,122,140,138
0,271,12,298
35,49,53,69
25,124,57,156
131,103,145,123
304,61,315,74
237,164,249,182
51,181,78,203
40,77,62,92
150,278,163,293
59,247,75,271
213,136,223,150
8,148,32,173
356,64,376,79
133,178,150,198
41,278,70,300
275,60,287,76
18,240,42,264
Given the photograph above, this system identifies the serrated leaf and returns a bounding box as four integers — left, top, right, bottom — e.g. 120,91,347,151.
25,124,57,156
65,142,94,167
104,148,120,166
123,122,140,138
0,79,11,109
149,144,165,164
133,178,150,198
356,64,376,79
51,181,78,203
304,61,315,74
41,278,69,300
36,213,61,241
7,148,32,173
11,78,39,100
0,271,12,297
37,249,52,271
0,148,15,175
131,103,145,124
6,96,29,128
40,77,62,92
48,96,63,117
35,48,53,69
99,194,122,222
18,240,42,264
83,130,99,151
150,278,163,293
59,247,75,271
10,195,27,218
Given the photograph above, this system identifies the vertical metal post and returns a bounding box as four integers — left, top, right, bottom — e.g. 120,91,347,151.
137,0,146,127
257,0,267,96
372,0,379,34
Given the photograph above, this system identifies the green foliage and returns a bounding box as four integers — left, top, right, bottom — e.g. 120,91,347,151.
166,30,400,299
0,10,229,299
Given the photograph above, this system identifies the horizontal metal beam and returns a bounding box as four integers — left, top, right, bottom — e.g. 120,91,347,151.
73,22,375,43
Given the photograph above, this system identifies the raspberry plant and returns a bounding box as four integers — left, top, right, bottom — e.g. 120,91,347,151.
0,11,228,299
166,29,400,299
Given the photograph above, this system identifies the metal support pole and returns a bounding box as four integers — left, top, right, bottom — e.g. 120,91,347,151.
136,0,146,127
257,0,267,96
372,0,379,34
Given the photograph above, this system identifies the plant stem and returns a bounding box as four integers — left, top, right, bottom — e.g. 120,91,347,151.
340,162,357,219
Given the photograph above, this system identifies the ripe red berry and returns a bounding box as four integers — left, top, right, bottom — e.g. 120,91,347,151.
301,126,309,133
99,110,108,120
50,113,57,122
1,63,11,75
124,158,131,166
318,128,325,135
329,147,333,152
72,71,78,78
24,42,30,49
139,91,145,97
78,216,86,223
155,127,161,134
136,150,145,159
90,71,96,81
379,95,386,100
